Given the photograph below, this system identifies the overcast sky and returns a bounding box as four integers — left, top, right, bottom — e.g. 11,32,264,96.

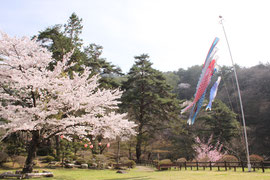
1,0,270,73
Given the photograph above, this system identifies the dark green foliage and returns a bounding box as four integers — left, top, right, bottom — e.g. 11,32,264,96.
119,157,136,168
163,71,180,93
42,155,55,163
121,54,181,161
59,139,74,164
4,132,27,156
37,140,54,156
168,63,270,158
0,152,8,167
217,64,270,156
93,154,108,169
64,12,83,48
37,25,72,64
175,100,239,158
75,157,87,165
195,99,240,145
167,118,195,160
36,13,122,89
175,65,202,100
83,43,123,88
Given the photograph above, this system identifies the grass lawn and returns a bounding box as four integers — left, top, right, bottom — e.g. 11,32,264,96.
1,166,270,180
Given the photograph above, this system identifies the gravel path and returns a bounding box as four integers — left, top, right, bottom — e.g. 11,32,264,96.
135,166,155,172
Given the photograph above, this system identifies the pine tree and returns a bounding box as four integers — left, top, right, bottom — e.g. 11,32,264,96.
64,12,83,48
195,99,240,145
37,13,122,88
37,25,72,68
83,43,123,88
120,54,180,162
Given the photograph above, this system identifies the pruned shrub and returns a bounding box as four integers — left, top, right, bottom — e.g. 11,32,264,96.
153,160,159,166
75,158,86,165
186,159,198,167
127,160,136,168
159,159,172,170
176,158,187,162
250,154,264,162
107,159,116,167
159,159,172,164
95,154,108,169
104,152,115,159
12,156,26,167
218,155,238,166
119,157,129,163
43,155,55,163
119,157,136,168
70,154,78,161
176,158,186,166
0,152,8,167
196,157,209,166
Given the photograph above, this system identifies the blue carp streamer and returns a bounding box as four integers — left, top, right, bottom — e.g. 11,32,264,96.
206,76,221,111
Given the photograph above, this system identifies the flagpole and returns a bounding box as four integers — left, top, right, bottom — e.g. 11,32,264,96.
219,16,251,172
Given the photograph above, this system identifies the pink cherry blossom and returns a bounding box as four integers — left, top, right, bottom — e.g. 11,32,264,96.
0,31,137,141
193,135,225,162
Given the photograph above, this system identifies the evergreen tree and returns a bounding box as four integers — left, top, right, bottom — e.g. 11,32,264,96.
64,12,83,48
194,99,240,146
37,13,85,73
37,13,122,88
37,25,72,69
83,43,123,88
120,54,180,162
167,120,195,160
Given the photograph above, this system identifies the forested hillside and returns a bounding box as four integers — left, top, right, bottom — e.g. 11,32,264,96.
165,63,270,159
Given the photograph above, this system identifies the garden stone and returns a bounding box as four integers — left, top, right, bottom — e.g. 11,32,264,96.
116,170,127,174
81,164,88,169
65,163,75,168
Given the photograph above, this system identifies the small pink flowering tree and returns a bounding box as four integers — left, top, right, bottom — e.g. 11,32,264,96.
193,135,225,162
0,32,136,173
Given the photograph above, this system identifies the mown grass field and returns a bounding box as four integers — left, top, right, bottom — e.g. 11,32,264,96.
1,166,270,180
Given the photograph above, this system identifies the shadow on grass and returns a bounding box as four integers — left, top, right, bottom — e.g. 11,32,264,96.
104,176,151,180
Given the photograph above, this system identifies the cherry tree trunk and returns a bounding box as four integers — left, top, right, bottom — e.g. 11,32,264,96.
22,130,40,173
116,140,120,164
55,135,60,161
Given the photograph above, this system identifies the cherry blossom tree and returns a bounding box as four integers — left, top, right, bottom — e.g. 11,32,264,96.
193,135,225,162
0,32,136,173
